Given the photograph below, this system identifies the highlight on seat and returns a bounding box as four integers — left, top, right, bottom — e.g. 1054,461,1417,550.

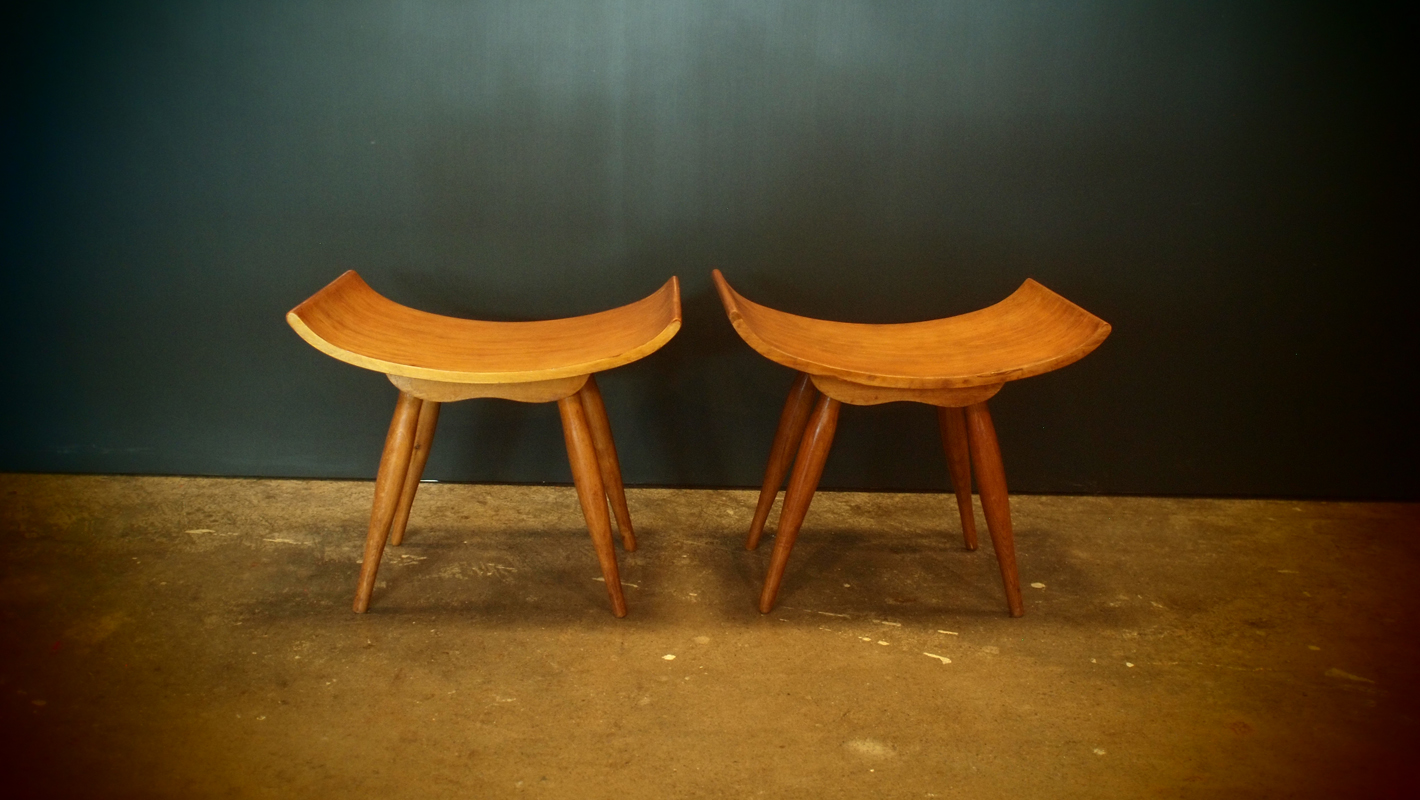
288,271,681,618
712,269,1110,617
714,274,1110,390
288,270,682,386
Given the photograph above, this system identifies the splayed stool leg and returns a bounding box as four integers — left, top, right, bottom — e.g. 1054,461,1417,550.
937,405,978,551
354,391,423,613
747,372,818,550
389,400,441,547
965,402,1023,617
578,375,637,552
759,394,841,613
560,391,629,618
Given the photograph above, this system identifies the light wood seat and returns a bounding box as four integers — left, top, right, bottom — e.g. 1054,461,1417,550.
289,271,682,386
718,276,1110,390
288,271,682,617
713,269,1110,616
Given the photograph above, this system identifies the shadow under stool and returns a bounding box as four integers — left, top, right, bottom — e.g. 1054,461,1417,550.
287,271,681,617
712,270,1110,616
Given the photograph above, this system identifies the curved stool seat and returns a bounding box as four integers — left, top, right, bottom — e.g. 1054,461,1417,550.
713,270,1109,616
289,270,682,386
716,276,1109,391
289,271,681,617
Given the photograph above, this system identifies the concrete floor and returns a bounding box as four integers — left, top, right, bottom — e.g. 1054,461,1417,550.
0,474,1416,798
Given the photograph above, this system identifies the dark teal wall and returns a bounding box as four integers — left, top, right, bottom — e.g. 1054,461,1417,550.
3,2,1412,498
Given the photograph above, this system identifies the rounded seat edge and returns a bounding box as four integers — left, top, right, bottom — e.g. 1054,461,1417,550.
288,271,682,384
711,269,1110,389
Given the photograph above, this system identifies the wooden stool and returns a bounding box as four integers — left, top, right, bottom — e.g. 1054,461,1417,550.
713,270,1110,616
288,271,681,617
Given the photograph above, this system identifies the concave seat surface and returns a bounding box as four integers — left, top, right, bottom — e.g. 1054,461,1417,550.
288,271,682,384
712,271,1110,389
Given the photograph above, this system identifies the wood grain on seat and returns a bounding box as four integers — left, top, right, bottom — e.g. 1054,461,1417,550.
289,271,682,384
712,270,1109,389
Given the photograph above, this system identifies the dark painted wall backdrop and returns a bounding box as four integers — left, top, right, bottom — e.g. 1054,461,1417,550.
3,2,1412,498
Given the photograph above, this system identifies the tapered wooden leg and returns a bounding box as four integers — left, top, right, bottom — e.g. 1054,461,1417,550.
759,394,840,613
747,372,818,550
389,400,441,547
578,376,636,551
937,406,978,551
353,391,423,613
964,402,1024,617
559,392,628,618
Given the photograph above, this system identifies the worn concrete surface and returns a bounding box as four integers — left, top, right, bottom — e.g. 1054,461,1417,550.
0,474,1416,798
